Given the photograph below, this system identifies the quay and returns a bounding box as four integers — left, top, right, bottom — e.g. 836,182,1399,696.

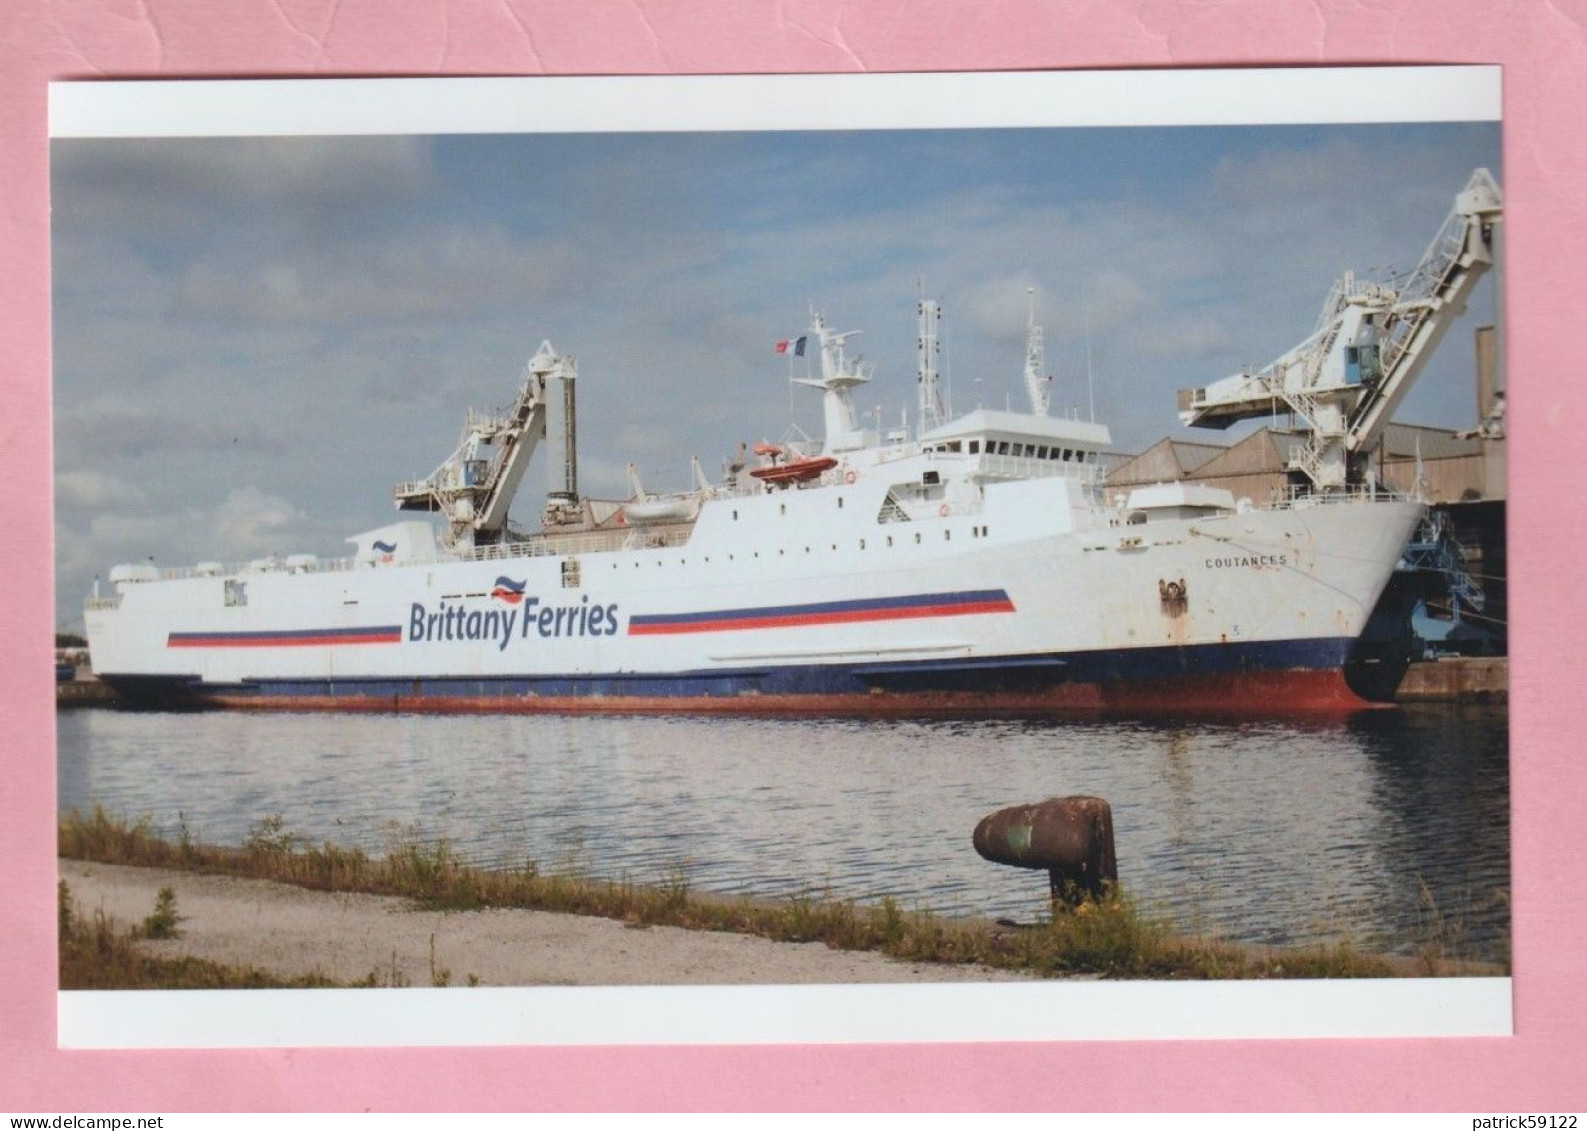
1397,656,1508,703
56,676,119,707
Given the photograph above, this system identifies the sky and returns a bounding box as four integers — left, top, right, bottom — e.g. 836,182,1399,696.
50,117,1501,631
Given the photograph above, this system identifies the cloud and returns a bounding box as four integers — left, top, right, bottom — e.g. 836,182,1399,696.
52,136,435,232
958,273,1044,344
54,471,147,512
1208,139,1373,209
54,410,282,459
211,486,329,555
1135,313,1233,359
54,485,349,624
172,226,584,327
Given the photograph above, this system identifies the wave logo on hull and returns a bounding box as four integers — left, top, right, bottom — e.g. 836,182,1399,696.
372,539,397,563
491,576,527,605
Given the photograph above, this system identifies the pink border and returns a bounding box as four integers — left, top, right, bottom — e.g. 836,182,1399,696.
5,1,1582,1112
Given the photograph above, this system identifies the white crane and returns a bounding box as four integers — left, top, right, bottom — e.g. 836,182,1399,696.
392,340,578,550
1177,168,1502,492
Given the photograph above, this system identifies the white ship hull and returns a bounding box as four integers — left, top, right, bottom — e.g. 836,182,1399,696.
87,460,1425,714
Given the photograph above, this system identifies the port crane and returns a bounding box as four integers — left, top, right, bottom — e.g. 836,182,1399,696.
392,340,580,551
1177,168,1502,492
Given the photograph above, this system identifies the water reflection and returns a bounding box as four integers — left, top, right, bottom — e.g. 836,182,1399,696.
56,706,1510,961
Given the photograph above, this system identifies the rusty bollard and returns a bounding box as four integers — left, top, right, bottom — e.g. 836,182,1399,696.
973,796,1117,910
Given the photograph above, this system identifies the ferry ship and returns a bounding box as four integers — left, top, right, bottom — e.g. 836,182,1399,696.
83,172,1502,715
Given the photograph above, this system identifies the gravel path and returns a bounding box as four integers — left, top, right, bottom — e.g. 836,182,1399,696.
58,858,1037,986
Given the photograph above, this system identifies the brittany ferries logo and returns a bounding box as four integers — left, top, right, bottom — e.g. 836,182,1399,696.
491,576,527,605
372,539,397,563
409,589,621,651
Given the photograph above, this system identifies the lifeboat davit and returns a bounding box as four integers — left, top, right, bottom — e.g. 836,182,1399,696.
748,455,838,485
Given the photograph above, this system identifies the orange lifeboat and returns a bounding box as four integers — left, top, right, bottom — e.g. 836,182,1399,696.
748,454,838,485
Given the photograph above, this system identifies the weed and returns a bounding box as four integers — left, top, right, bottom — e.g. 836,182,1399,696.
877,897,905,946
429,934,451,988
387,950,410,988
244,814,299,860
659,861,691,916
783,889,816,940
58,880,74,939
140,886,182,940
176,812,197,863
59,806,173,867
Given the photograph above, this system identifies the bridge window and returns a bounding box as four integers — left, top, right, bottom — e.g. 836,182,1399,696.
969,441,980,454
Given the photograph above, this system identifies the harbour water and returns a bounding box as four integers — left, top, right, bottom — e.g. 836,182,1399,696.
56,705,1511,964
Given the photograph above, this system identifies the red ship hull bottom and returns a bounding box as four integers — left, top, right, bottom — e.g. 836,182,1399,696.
187,668,1379,717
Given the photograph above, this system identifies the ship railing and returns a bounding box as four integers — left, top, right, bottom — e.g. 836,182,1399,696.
85,597,121,611
392,478,436,498
1086,481,1416,520
146,556,362,582
1268,482,1418,509
976,453,1105,484
463,526,693,562
123,527,695,585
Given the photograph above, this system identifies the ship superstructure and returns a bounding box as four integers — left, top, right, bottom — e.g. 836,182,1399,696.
84,174,1499,715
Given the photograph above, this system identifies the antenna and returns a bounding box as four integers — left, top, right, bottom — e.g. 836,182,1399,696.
1022,286,1050,416
1084,304,1097,423
943,324,954,418
916,280,945,433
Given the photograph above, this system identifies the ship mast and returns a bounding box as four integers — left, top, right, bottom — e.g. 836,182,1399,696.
793,310,873,453
1022,286,1051,417
916,286,945,434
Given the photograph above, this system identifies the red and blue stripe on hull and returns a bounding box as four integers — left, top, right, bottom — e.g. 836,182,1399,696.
110,635,1393,715
167,626,404,648
626,589,1016,635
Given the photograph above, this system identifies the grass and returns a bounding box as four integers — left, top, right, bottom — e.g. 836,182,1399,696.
59,806,1484,984
58,879,349,990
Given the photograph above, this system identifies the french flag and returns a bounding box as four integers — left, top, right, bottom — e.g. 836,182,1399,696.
775,336,807,357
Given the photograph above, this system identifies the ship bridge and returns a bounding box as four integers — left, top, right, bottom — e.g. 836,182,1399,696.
919,408,1111,471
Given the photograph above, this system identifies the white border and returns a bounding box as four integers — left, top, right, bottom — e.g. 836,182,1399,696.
50,67,1510,1048
61,979,1512,1048
49,67,1501,138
